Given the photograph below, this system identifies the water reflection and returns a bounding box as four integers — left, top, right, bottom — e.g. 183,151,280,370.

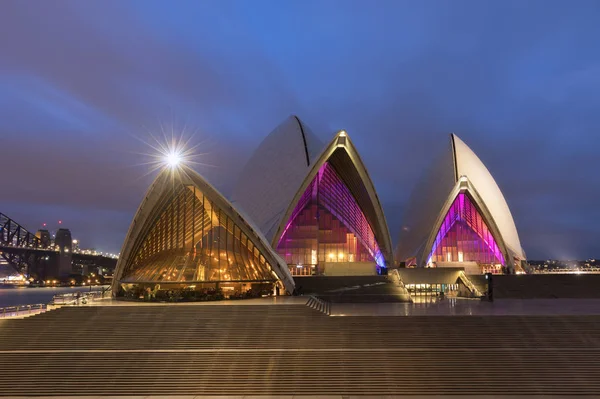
0,286,109,307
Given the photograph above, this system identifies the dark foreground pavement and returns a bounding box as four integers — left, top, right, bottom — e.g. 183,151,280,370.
0,300,599,397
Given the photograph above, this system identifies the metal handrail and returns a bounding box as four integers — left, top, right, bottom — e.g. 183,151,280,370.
0,303,47,318
387,269,413,301
306,295,331,315
52,289,109,305
389,269,407,288
0,287,111,318
458,271,483,297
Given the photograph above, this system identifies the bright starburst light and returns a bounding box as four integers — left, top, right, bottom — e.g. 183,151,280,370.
130,122,214,179
166,150,182,168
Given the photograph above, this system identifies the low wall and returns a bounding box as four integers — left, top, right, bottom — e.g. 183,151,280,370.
396,267,464,285
321,261,377,276
293,275,387,295
467,274,489,295
492,274,600,299
435,261,481,275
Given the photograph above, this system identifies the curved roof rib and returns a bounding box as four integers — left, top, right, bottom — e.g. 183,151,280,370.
113,166,295,295
273,130,394,267
232,115,323,243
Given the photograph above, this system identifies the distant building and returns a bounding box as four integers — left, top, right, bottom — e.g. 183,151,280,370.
35,229,51,248
54,228,73,277
54,228,72,252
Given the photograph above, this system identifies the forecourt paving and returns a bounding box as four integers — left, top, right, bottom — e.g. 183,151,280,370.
0,298,599,397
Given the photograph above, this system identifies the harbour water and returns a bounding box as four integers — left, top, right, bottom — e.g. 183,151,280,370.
0,286,110,307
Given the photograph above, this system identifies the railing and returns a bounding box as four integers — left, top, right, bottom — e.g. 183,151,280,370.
306,295,331,315
52,288,110,305
389,269,408,290
388,269,413,302
0,303,47,318
458,271,483,297
0,287,111,319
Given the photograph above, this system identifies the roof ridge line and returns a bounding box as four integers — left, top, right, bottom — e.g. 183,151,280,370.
293,115,311,166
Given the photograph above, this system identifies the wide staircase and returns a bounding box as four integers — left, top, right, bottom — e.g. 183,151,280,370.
0,303,600,396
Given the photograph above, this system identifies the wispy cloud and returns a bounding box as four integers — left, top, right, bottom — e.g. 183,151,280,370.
0,0,598,257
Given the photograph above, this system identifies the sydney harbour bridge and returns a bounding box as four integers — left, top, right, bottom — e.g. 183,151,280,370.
0,212,116,280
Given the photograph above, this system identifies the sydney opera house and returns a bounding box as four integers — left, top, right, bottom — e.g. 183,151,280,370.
396,134,527,274
112,116,526,299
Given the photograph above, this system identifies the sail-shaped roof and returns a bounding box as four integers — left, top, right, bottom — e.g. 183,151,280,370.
232,116,323,243
452,135,524,260
273,130,394,267
113,165,295,295
397,134,525,269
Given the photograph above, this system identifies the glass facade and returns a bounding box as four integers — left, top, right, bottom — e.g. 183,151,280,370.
119,183,277,297
427,192,505,267
276,162,383,275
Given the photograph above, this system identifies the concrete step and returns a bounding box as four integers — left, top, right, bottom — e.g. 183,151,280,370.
1,305,600,396
1,308,600,351
0,351,599,395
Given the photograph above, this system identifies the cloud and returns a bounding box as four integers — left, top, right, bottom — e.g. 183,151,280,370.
0,0,599,257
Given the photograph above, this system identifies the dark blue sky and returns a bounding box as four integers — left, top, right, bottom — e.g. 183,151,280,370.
1,0,599,259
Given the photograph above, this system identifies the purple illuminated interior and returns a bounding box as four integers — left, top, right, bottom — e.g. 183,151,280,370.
427,192,505,266
276,162,384,273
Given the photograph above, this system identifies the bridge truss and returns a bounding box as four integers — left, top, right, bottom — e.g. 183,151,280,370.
0,212,117,279
0,212,43,274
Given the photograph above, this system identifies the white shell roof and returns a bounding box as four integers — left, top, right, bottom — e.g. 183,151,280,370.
233,118,393,266
396,134,525,265
452,134,525,260
231,115,323,243
395,140,456,263
113,165,296,295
